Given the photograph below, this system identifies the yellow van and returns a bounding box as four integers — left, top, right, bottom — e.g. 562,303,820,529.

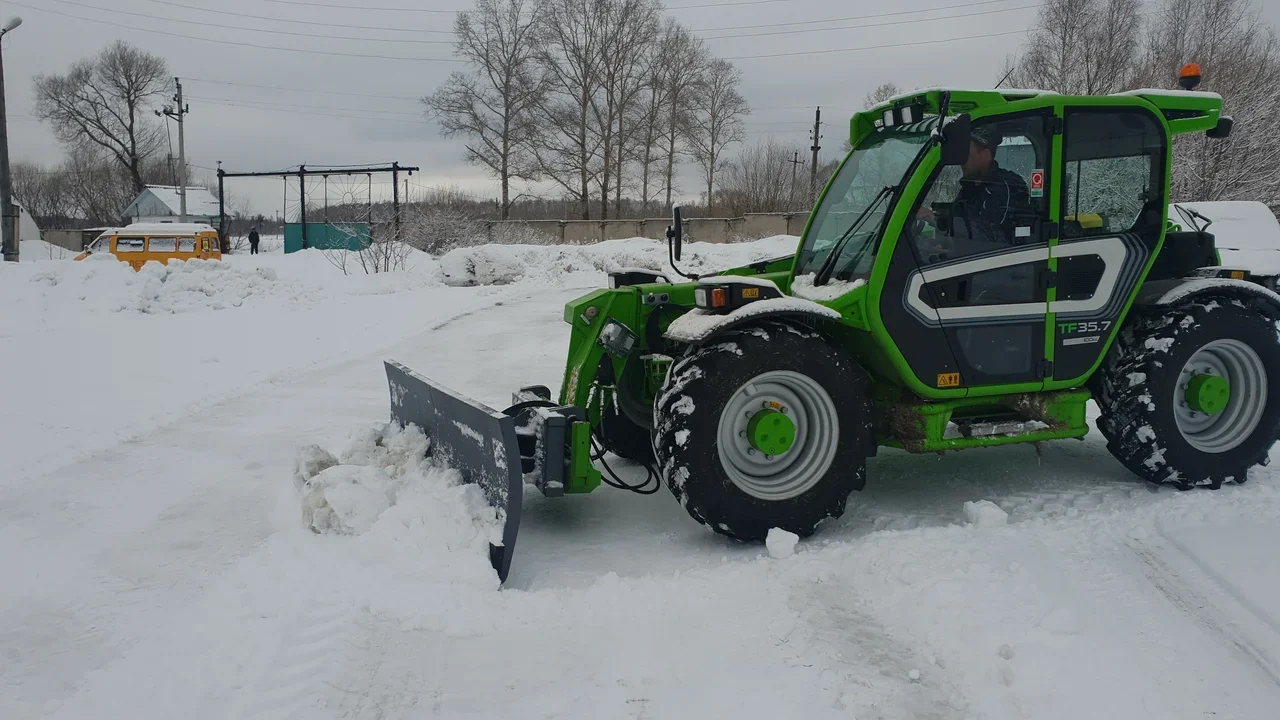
75,223,222,270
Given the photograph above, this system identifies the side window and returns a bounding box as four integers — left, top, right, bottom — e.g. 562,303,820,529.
116,237,145,253
1062,110,1164,239
907,114,1049,266
178,237,196,253
149,237,178,252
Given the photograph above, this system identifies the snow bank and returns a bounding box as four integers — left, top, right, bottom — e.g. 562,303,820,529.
19,238,76,261
438,235,797,287
16,254,313,315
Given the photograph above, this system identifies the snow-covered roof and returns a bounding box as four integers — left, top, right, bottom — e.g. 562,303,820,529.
876,87,1057,109
107,222,218,235
1115,88,1223,101
125,185,221,219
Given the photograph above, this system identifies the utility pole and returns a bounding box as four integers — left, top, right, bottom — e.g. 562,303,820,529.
158,77,190,221
786,150,803,207
809,106,822,200
0,16,23,264
216,160,225,251
391,162,400,242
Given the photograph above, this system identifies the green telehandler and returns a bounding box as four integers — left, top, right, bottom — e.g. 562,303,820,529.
387,70,1280,582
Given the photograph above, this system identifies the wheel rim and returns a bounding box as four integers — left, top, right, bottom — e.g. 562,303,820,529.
715,370,840,501
1172,338,1267,454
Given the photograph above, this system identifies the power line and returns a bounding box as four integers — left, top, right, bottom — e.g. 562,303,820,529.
49,0,453,44
701,3,1039,41
694,0,1020,32
262,0,463,12
259,0,791,10
186,77,421,102
139,0,453,36
5,0,463,63
187,94,424,118
726,27,1030,60
197,96,428,125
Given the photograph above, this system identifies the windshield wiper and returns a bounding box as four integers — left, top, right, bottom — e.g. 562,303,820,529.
813,185,894,286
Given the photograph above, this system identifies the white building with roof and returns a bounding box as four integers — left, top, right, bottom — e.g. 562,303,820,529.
123,185,222,229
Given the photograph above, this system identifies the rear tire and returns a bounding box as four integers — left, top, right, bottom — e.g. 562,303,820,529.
1097,296,1280,489
653,320,872,541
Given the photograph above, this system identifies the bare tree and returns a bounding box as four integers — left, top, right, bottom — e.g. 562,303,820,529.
425,0,545,219
716,138,806,215
1006,0,1142,94
591,0,661,219
659,29,708,211
1140,0,1280,204
11,162,74,227
862,82,902,108
34,41,170,193
686,59,748,215
531,0,606,219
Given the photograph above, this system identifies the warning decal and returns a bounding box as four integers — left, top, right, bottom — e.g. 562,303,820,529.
1029,169,1045,198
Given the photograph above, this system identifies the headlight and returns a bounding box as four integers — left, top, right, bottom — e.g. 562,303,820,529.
597,319,637,358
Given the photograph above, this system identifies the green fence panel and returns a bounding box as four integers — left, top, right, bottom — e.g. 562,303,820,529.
283,222,371,253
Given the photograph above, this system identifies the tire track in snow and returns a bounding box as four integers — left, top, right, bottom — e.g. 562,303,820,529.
232,599,356,720
1,289,565,716
1128,539,1280,687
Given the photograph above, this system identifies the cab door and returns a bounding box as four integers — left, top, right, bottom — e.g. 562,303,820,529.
883,110,1058,393
1049,106,1167,384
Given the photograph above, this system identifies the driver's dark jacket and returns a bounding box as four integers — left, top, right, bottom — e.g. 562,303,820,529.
950,162,1034,244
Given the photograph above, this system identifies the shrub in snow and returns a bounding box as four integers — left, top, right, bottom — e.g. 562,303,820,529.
439,245,528,286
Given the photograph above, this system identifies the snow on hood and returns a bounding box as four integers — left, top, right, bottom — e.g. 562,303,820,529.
1170,201,1280,274
791,273,866,301
664,296,840,344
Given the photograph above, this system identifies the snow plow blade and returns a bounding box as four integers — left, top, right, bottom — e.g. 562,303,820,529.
385,360,523,584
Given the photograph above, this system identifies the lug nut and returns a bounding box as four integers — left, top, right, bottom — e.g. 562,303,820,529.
739,431,746,438
747,448,756,455
780,407,788,414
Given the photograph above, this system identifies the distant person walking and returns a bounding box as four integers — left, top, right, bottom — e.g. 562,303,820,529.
248,227,260,255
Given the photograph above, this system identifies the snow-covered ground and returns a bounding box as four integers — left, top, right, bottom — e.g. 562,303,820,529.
3,237,1280,719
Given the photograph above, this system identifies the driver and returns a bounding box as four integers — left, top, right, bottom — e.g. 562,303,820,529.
918,126,1034,246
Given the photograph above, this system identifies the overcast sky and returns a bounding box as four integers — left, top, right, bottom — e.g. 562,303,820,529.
3,0,1278,216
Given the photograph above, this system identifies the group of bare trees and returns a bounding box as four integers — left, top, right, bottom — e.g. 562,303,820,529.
425,0,748,220
13,41,179,227
1005,0,1280,206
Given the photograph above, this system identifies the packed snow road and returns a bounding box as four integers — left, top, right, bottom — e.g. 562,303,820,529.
3,242,1280,719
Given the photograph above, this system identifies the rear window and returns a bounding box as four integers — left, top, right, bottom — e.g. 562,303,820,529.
178,237,196,252
148,237,178,252
116,237,145,253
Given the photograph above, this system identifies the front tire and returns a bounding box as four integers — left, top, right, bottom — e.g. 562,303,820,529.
653,320,872,540
1097,296,1280,489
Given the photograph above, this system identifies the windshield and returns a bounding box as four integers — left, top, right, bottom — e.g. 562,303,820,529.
794,125,934,281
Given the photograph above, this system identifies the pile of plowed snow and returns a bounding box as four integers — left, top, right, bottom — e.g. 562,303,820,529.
292,423,502,590
437,236,797,287
16,253,314,315
3,236,800,322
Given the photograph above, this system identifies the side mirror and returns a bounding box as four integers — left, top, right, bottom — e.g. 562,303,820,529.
1207,116,1233,139
939,113,972,166
666,205,683,262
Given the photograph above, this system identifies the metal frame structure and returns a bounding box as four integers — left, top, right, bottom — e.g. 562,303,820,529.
216,162,419,250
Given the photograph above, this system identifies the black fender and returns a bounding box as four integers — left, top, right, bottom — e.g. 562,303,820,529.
1134,277,1280,316
661,299,842,346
